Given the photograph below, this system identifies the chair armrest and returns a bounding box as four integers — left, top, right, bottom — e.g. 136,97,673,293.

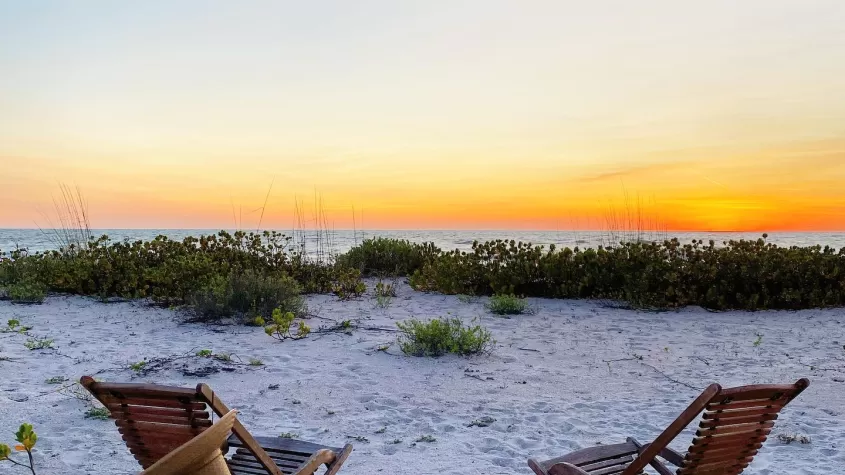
549,462,590,475
293,449,336,475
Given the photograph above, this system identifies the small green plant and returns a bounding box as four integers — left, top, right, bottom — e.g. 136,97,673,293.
457,294,479,304
249,358,264,366
2,319,31,334
753,333,763,347
332,268,367,300
130,360,147,372
0,423,38,474
84,407,111,421
24,338,54,350
396,318,494,357
375,293,393,309
44,376,67,385
8,281,46,305
376,344,390,352
375,281,396,297
257,308,311,341
486,294,528,315
213,353,233,363
279,432,300,439
415,435,436,443
195,349,213,357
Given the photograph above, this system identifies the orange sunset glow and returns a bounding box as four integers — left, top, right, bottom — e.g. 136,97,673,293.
2,2,844,231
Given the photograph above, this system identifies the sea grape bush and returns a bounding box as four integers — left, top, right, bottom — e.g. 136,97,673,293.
3,234,845,312
336,237,440,276
409,237,845,310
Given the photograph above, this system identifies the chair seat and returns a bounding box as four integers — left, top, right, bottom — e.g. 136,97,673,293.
226,435,342,475
530,441,645,475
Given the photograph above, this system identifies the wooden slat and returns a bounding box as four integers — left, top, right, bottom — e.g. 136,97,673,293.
702,406,781,418
539,442,639,470
112,412,212,427
580,455,634,472
114,419,207,436
694,420,774,437
231,435,342,457
233,448,309,466
230,454,304,471
107,404,210,420
698,413,777,428
103,397,207,410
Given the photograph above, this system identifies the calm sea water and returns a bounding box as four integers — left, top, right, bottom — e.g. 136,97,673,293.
2,229,845,255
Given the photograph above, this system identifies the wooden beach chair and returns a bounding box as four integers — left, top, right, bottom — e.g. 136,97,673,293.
528,378,809,475
80,376,353,475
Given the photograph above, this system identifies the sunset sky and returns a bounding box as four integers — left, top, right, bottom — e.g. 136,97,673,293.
2,1,844,231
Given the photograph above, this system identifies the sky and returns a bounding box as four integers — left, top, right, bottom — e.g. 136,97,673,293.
1,0,844,231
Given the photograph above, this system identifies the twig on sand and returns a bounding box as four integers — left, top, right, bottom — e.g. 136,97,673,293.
517,347,540,352
638,362,703,390
691,355,711,366
602,354,702,390
464,373,488,382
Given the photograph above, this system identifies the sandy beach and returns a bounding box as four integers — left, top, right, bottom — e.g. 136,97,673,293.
1,280,843,475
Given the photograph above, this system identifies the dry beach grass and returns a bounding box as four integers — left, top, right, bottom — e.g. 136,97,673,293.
1,280,843,474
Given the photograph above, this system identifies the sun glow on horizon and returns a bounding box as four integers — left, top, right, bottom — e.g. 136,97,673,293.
2,1,845,231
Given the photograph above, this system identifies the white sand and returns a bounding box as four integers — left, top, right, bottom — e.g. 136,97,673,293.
1,281,843,474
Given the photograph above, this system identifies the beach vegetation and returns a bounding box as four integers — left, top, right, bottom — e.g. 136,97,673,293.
396,318,494,357
8,281,46,305
0,423,38,475
23,338,53,350
257,308,311,341
486,293,529,315
129,361,146,372
248,358,264,366
374,280,396,309
190,269,305,322
195,349,213,357
84,407,111,421
337,238,438,276
331,268,366,300
4,231,845,312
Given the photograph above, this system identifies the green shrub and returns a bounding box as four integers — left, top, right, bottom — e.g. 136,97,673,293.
337,238,439,276
8,280,46,304
190,270,305,321
486,294,529,315
256,308,311,341
332,268,366,300
396,318,494,356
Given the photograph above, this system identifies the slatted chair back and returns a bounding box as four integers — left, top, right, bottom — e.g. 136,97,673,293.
621,378,809,475
80,376,215,469
675,379,809,475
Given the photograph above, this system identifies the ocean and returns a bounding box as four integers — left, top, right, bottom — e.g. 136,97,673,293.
2,228,845,255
